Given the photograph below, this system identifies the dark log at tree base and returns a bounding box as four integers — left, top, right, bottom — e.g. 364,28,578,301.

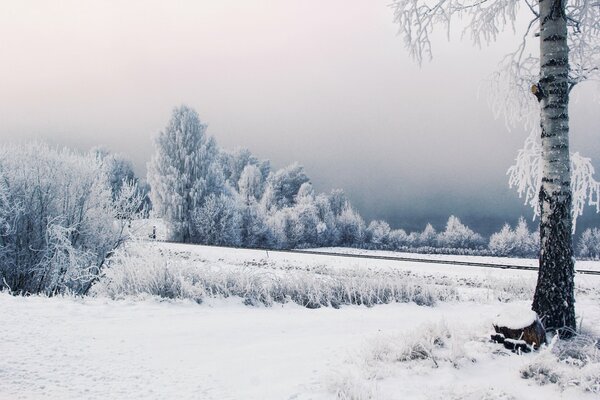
493,318,546,350
490,333,505,344
503,338,531,353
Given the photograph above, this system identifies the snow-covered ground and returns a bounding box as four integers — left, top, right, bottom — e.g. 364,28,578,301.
305,246,600,272
2,242,600,400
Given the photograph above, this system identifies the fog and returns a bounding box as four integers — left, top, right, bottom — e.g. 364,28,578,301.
0,0,598,236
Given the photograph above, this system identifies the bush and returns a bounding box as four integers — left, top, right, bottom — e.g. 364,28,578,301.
91,245,457,307
521,332,600,394
0,142,143,295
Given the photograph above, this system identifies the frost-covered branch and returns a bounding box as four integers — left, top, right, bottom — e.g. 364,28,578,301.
390,0,520,64
507,128,600,231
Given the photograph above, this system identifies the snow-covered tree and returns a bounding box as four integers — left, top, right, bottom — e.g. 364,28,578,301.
314,193,340,246
366,220,392,249
291,183,321,247
222,148,271,193
262,163,310,211
239,200,272,248
93,147,136,199
336,206,366,246
388,229,409,249
418,223,438,247
489,217,538,257
390,0,600,334
147,105,225,242
577,228,600,259
328,189,349,217
192,193,242,246
437,216,485,249
238,164,265,205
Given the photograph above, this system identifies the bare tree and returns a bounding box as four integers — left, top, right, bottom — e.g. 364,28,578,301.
390,0,600,335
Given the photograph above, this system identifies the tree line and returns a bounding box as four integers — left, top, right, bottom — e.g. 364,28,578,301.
1,106,599,295
148,105,599,259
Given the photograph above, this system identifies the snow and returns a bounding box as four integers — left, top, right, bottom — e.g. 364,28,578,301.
305,246,600,273
493,305,538,329
2,242,600,399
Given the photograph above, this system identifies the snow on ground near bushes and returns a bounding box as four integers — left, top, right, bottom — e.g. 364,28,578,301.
2,295,599,400
129,242,599,304
2,242,600,399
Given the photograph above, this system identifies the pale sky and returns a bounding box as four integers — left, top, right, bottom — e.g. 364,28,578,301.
1,0,598,234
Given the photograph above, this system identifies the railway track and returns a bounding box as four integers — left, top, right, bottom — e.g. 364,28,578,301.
151,240,600,276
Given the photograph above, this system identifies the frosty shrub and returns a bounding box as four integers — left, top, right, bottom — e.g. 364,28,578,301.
577,228,600,260
326,369,377,400
92,245,457,307
521,332,600,394
326,321,476,399
0,142,143,295
488,217,538,257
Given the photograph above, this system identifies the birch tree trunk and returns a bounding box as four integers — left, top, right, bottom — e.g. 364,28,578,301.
532,0,576,335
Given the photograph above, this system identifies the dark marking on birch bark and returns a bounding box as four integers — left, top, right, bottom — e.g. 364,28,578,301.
542,58,568,67
534,188,576,336
543,34,567,41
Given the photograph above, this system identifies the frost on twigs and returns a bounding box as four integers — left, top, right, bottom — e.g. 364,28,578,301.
91,245,457,307
390,0,520,65
391,0,600,228
521,331,600,394
507,127,600,231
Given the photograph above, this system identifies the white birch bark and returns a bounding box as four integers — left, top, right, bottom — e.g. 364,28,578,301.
532,0,576,334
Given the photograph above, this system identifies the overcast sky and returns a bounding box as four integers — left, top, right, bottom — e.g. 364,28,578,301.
1,0,598,235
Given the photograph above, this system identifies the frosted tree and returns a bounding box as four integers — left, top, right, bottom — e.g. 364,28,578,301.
221,148,271,192
262,163,310,211
489,217,538,256
577,228,600,259
238,164,265,205
489,224,516,256
366,220,392,249
336,206,366,246
239,201,272,248
418,223,438,247
192,193,242,246
437,216,484,249
147,105,225,242
93,147,137,200
292,183,321,247
314,193,339,246
388,229,409,249
328,189,350,217
391,0,600,334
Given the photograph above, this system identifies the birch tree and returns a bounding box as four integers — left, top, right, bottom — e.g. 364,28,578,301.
390,0,600,335
147,105,225,242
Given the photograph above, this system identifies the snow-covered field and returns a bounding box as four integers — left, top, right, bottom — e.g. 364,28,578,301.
2,242,600,400
305,246,600,272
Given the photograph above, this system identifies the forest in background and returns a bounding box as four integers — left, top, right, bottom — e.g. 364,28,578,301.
1,106,599,295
